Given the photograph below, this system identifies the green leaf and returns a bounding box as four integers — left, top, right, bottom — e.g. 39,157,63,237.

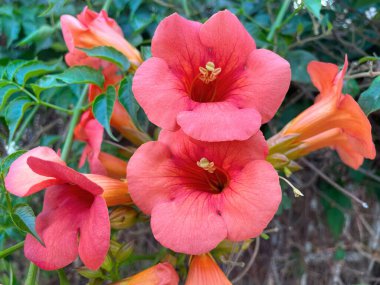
326,207,345,239
304,0,322,19
0,81,20,111
14,60,60,85
358,76,380,115
92,86,117,140
334,247,346,261
80,46,131,71
5,60,29,80
343,79,360,98
118,77,149,131
11,204,43,244
5,96,34,141
32,66,104,95
2,16,21,47
0,150,26,174
17,25,56,46
287,50,318,83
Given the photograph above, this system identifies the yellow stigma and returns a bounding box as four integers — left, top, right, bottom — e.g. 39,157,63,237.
197,157,216,173
199,61,221,84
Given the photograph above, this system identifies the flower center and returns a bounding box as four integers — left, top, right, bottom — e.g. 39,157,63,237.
197,157,228,193
189,61,223,103
199,62,221,84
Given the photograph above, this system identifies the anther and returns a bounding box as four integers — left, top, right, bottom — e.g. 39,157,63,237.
199,61,221,84
197,157,216,173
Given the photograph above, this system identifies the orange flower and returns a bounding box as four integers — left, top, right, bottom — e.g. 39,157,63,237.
111,262,179,285
185,254,232,285
269,57,375,169
61,6,142,68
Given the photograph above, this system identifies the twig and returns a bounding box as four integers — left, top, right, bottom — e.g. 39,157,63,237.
289,31,332,49
300,159,368,209
231,238,261,284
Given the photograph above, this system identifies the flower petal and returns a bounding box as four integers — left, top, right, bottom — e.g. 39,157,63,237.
24,185,90,270
177,102,261,142
307,61,338,94
220,160,281,240
228,49,291,123
78,196,110,270
151,190,227,254
199,10,255,73
133,57,191,130
5,147,65,197
27,157,103,195
151,13,203,80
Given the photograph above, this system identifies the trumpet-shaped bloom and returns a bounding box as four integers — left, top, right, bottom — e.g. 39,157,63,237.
75,110,127,179
269,57,376,169
61,6,142,68
111,262,179,285
127,130,281,254
4,147,129,270
185,254,231,285
133,10,290,142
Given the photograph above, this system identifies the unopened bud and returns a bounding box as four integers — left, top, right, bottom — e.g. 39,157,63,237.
115,242,134,263
109,240,122,257
77,267,103,279
101,254,113,272
110,206,138,230
267,153,289,169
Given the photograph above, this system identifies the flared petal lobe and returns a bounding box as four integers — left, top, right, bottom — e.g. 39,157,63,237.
5,147,65,197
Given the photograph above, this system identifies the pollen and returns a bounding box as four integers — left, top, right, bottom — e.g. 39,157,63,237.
199,61,221,84
197,157,216,173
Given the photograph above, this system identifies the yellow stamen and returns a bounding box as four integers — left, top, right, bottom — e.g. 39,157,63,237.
199,61,221,84
197,157,216,173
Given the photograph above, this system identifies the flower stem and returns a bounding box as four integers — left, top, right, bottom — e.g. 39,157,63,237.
57,269,70,285
60,85,88,162
14,105,39,143
102,0,113,11
0,241,24,259
25,262,39,285
266,0,292,42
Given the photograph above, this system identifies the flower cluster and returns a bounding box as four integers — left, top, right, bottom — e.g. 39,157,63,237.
3,6,376,285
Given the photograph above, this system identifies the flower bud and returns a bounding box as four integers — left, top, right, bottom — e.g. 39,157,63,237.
115,242,134,264
110,206,138,230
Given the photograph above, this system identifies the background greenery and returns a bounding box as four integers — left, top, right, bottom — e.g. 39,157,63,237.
0,0,379,284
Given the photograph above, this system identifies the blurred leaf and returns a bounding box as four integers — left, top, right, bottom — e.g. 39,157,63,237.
0,16,21,47
334,247,346,260
0,82,20,111
287,50,317,83
0,150,26,174
14,60,60,85
80,46,131,71
93,86,117,140
140,46,152,60
358,76,380,115
11,204,42,244
343,79,360,98
17,25,57,46
327,207,345,239
304,0,322,19
5,96,34,141
4,60,29,81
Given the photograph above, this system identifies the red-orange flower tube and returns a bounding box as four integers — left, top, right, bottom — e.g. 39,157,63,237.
268,57,376,169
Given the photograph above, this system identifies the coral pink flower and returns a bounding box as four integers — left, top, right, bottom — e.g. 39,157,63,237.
268,57,376,169
127,130,281,254
133,10,290,142
185,254,231,285
111,262,179,285
74,111,127,179
61,6,142,68
4,147,118,270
